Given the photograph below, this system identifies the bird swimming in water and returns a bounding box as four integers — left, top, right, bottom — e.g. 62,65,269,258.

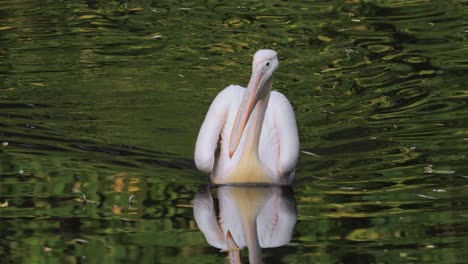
195,49,299,185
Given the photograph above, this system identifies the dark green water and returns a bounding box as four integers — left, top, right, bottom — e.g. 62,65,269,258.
1,0,467,263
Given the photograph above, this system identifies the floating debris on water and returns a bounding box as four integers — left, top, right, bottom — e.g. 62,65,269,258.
1,142,7,146
424,164,434,173
146,33,162,39
43,246,53,253
70,238,89,244
73,189,99,205
301,150,320,157
0,201,8,208
311,176,329,180
423,164,455,174
432,189,447,192
321,67,339,73
18,168,24,175
417,194,437,200
345,48,359,54
128,195,137,204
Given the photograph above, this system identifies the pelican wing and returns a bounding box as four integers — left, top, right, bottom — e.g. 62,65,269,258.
270,91,300,178
194,87,232,173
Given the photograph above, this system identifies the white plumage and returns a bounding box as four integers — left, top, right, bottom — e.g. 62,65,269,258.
195,49,299,184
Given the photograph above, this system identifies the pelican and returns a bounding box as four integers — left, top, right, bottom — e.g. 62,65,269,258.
195,49,299,185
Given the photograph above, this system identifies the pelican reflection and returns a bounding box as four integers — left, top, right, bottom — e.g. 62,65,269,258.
193,185,297,263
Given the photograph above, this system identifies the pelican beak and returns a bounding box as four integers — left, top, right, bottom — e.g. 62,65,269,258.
228,66,269,158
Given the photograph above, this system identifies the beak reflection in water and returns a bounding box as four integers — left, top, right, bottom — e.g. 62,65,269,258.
193,185,297,264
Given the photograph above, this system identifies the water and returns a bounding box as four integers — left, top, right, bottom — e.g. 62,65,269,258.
1,0,467,263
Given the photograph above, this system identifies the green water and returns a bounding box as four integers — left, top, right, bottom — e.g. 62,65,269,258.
1,0,467,263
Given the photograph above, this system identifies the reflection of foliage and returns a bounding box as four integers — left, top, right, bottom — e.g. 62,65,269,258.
0,166,200,263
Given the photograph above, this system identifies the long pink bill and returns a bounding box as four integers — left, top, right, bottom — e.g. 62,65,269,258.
228,69,266,158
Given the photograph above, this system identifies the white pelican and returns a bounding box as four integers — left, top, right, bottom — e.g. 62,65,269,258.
193,186,297,264
195,49,299,185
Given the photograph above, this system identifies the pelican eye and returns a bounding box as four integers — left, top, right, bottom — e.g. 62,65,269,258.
266,62,270,67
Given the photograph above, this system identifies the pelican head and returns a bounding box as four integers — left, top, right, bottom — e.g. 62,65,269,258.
228,49,279,158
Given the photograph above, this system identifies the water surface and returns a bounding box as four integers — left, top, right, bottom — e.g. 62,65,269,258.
1,0,467,263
